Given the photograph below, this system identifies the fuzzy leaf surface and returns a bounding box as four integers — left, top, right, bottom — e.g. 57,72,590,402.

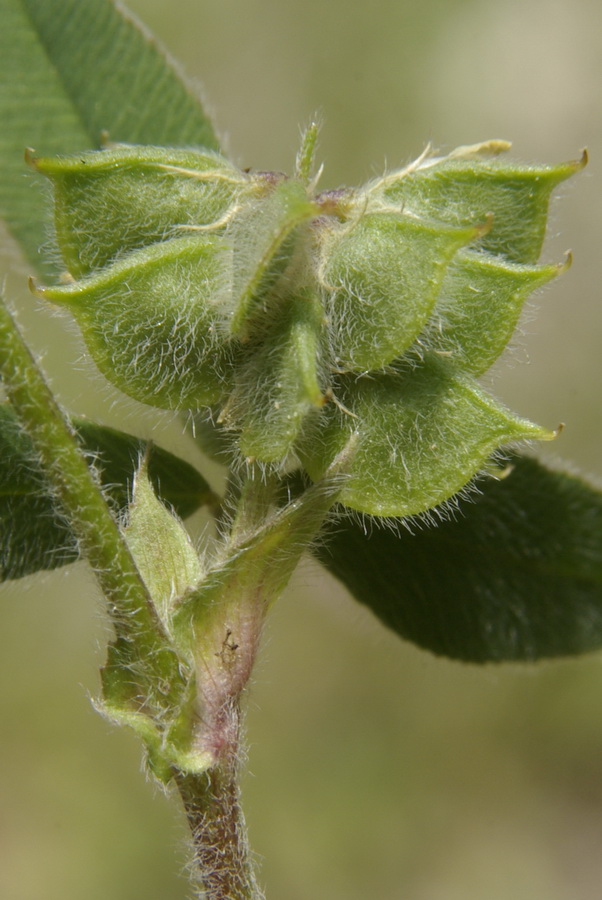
320,213,479,370
377,153,582,264
230,292,326,461
0,405,213,581
172,453,352,654
314,455,602,661
417,250,561,374
34,236,235,410
125,465,203,626
0,0,218,276
299,356,552,516
34,147,248,276
227,178,317,338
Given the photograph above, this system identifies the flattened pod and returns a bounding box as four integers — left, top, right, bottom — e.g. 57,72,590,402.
226,178,318,339
375,150,585,264
31,145,250,276
319,213,481,371
227,291,326,461
416,250,564,375
33,235,237,410
299,355,554,517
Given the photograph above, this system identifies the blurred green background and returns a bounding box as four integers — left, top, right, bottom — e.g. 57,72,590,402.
2,0,602,897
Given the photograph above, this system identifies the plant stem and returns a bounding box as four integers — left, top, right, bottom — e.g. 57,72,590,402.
225,466,279,548
0,294,182,687
175,718,264,900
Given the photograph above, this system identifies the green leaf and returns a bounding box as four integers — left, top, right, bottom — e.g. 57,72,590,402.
375,145,584,264
319,212,480,371
0,404,215,581
124,463,203,625
0,0,219,276
33,146,249,276
0,404,64,582
33,235,236,410
299,355,552,516
314,454,602,662
76,418,216,519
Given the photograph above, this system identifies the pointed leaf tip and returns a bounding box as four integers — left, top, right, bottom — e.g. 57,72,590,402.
577,148,589,170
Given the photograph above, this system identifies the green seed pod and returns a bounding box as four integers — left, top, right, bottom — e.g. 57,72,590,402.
298,355,554,517
30,145,251,276
225,290,326,461
31,136,581,519
292,140,581,513
318,212,484,371
225,177,318,339
414,250,566,375
33,235,236,410
369,141,586,264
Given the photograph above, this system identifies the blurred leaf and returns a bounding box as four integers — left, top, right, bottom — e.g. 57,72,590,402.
0,405,214,581
314,454,602,662
76,417,215,518
0,0,219,276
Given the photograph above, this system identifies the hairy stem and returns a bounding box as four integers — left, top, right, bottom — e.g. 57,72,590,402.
225,466,280,549
176,717,264,900
0,294,183,693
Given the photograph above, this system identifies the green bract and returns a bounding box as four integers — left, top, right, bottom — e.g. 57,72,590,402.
371,140,582,263
421,250,563,375
32,139,581,517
